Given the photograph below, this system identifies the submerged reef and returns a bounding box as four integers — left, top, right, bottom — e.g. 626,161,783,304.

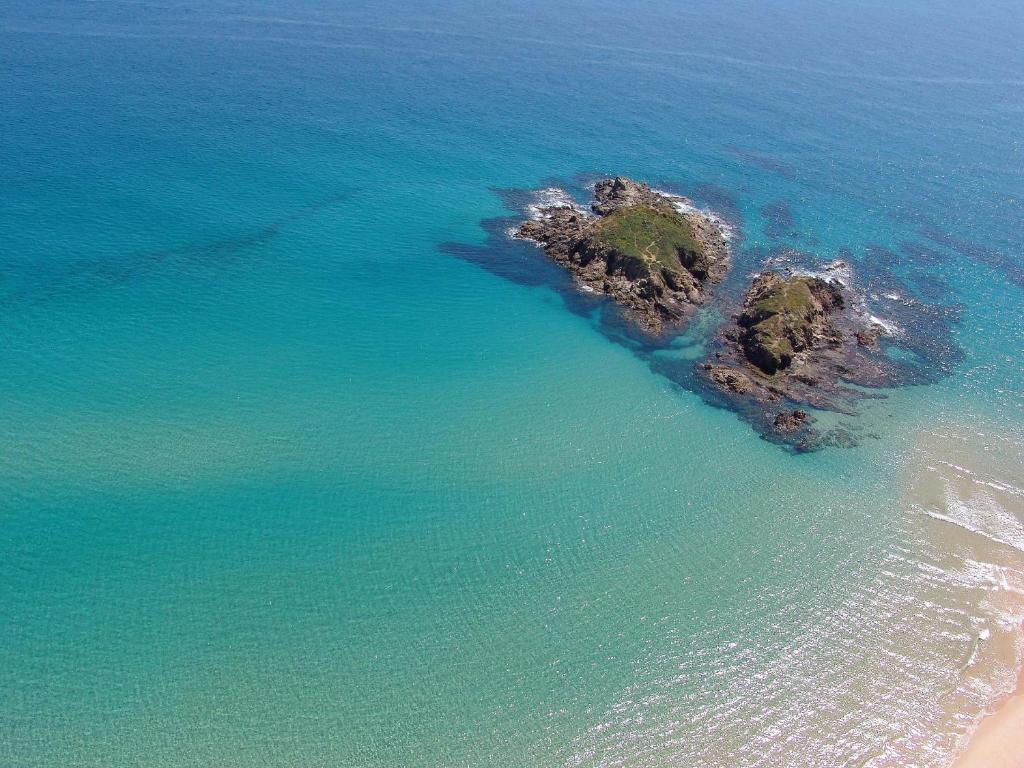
515,177,731,334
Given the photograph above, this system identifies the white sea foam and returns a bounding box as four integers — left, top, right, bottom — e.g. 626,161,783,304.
652,188,737,242
919,475,1024,556
753,257,902,337
934,460,1024,498
923,508,1024,557
965,633,983,668
867,313,900,336
524,187,589,220
850,292,901,338
787,259,853,287
798,261,903,337
510,188,591,242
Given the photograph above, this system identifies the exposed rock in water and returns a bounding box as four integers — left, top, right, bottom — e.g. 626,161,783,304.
773,409,809,434
700,268,902,446
704,364,757,396
855,327,884,348
514,177,731,334
736,273,845,375
460,176,959,451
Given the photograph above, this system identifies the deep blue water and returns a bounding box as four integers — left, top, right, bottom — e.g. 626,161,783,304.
1,2,1022,766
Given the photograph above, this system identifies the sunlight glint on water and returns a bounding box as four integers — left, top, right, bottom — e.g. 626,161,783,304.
0,1,1022,766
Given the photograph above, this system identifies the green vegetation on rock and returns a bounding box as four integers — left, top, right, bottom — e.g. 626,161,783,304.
594,205,699,271
746,278,816,322
739,276,831,375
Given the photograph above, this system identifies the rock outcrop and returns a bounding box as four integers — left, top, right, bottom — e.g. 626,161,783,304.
700,268,900,445
497,175,951,450
735,273,845,375
515,177,730,334
772,409,809,434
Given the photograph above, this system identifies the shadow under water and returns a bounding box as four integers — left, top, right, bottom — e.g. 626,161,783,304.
723,146,799,180
0,192,352,310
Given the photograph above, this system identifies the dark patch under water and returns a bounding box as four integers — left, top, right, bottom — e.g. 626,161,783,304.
920,226,1024,288
761,201,798,240
723,146,798,180
0,192,352,309
900,241,949,266
861,243,954,303
905,268,953,302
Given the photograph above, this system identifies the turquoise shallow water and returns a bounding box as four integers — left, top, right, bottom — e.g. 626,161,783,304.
2,1,1023,766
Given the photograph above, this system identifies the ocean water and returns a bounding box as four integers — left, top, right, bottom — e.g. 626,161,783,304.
1,1,1022,766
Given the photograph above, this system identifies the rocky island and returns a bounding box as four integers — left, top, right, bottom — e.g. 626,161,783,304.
494,175,955,450
515,177,731,334
701,267,900,446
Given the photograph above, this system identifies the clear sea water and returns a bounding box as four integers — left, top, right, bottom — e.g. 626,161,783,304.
2,1,1023,766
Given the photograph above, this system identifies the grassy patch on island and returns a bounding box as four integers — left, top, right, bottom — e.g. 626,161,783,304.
740,277,821,373
749,278,815,319
595,205,699,270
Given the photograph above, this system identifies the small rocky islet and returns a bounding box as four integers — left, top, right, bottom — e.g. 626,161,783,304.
515,177,730,334
700,268,904,447
513,176,916,449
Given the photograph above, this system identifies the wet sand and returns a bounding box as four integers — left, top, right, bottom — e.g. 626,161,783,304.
905,424,1024,768
954,667,1024,768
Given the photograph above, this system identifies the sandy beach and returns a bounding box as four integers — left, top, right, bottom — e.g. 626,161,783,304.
904,424,1024,768
954,666,1024,768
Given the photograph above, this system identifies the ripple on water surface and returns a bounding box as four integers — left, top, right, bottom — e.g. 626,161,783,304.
562,421,1024,768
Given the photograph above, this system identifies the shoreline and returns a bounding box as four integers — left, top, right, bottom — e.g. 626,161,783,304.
953,658,1024,768
904,423,1024,768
